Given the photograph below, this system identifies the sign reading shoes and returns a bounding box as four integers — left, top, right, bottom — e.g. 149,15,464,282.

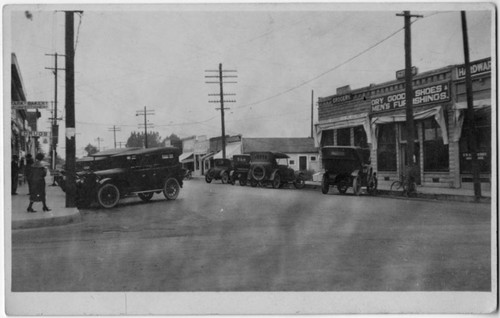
371,83,450,113
12,101,49,109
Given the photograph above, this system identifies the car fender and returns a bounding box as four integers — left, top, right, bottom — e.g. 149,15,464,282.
270,169,279,180
351,169,360,177
98,177,114,186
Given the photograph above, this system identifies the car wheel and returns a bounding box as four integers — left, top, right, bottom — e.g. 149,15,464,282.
239,178,247,186
163,178,180,200
272,174,281,189
367,176,378,195
321,175,329,194
294,175,305,189
138,192,154,202
221,172,229,184
205,173,213,183
250,179,258,187
353,175,362,196
97,183,120,209
251,165,265,181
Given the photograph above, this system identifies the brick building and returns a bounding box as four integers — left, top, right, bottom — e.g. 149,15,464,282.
316,57,492,190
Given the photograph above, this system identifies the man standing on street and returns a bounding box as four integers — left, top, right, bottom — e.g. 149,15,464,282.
11,155,19,195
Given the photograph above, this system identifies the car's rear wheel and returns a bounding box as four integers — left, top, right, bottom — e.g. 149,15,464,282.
250,179,258,187
294,175,305,189
239,178,247,186
221,172,229,184
272,174,281,189
205,173,213,183
321,175,329,194
163,178,180,200
138,192,154,202
367,176,378,195
97,183,120,209
353,175,362,196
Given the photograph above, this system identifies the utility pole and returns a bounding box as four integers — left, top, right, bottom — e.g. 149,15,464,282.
397,11,422,189
461,11,482,201
136,106,155,148
311,90,314,138
45,53,65,175
205,63,237,159
64,10,82,208
117,141,126,148
95,137,104,151
108,125,121,149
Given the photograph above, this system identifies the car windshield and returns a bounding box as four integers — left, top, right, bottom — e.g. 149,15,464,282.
276,158,288,166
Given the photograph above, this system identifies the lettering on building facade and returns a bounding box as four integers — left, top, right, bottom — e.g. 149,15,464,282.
456,58,491,79
371,83,450,113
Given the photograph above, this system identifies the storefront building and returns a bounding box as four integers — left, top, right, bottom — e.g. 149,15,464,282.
316,57,491,190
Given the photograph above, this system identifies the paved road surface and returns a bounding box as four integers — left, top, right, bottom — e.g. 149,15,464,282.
12,179,491,291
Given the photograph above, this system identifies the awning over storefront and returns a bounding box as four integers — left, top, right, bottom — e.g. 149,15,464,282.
201,152,215,161
179,152,194,163
371,106,448,150
214,142,242,159
452,99,491,142
314,113,371,147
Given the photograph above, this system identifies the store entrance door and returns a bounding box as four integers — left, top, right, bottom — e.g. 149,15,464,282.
400,142,421,185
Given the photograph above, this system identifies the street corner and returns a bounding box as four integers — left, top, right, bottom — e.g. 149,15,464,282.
12,206,82,230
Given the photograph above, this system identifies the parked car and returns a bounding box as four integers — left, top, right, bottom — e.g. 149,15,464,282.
229,154,251,186
205,158,233,184
247,152,305,189
76,147,183,208
320,146,377,195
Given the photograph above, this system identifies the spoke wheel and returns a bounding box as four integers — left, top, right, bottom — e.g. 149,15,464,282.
97,183,120,209
239,178,247,186
163,178,180,200
205,173,213,183
321,176,329,194
221,172,229,184
138,192,154,202
250,179,258,187
367,177,378,195
294,175,305,189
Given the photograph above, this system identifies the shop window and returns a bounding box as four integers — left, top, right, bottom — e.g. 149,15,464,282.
423,118,449,171
310,156,316,161
377,124,397,171
459,108,491,173
354,126,368,148
400,122,418,142
337,128,350,146
322,129,334,146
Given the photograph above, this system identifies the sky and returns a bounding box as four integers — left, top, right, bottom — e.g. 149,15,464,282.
5,2,493,158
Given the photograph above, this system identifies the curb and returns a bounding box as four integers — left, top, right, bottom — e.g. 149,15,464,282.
12,208,82,230
303,182,491,203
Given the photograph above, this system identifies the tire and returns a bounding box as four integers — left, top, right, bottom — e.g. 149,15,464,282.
221,172,229,184
250,179,258,187
367,176,378,195
390,181,403,192
272,174,281,189
239,178,247,186
205,173,213,183
353,175,362,196
138,192,154,202
251,165,266,181
163,178,180,200
321,176,329,194
294,175,305,189
337,184,348,194
97,183,120,209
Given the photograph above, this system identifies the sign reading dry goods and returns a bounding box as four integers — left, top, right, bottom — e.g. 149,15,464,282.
371,83,450,113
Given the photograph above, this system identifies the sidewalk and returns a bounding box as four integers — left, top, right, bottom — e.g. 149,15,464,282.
11,172,82,230
305,180,492,203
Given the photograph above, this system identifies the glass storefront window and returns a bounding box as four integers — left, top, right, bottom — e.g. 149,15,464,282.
459,108,491,173
423,118,449,171
322,129,334,146
337,128,350,146
377,124,397,171
354,126,368,148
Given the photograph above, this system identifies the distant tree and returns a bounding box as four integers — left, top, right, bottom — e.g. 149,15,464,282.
126,131,164,148
168,133,182,150
84,143,99,156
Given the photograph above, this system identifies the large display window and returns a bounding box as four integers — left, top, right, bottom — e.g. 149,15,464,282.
337,128,350,146
423,118,449,171
459,107,491,173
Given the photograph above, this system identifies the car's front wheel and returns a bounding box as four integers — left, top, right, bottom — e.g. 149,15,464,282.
272,174,281,189
293,175,305,189
239,177,247,186
163,178,180,200
321,175,329,194
221,172,229,184
353,175,362,196
97,183,120,209
205,173,213,183
138,192,154,202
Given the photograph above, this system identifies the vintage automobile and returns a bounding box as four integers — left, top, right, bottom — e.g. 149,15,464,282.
247,152,305,189
320,146,377,195
229,154,251,186
205,158,233,184
76,147,184,208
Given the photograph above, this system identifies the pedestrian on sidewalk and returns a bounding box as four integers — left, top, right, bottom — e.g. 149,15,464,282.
11,155,19,195
27,153,51,213
25,153,34,195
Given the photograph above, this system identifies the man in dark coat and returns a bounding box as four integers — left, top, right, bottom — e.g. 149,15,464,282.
25,154,34,195
11,155,19,195
27,153,51,213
